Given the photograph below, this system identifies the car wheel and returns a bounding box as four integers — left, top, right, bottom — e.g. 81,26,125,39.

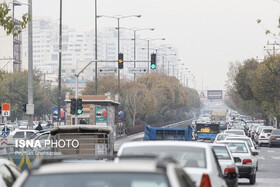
268,143,272,148
249,174,256,184
259,143,262,147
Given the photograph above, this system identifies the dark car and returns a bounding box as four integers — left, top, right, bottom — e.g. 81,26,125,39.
268,129,280,147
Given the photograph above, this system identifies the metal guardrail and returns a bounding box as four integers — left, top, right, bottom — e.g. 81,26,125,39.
163,119,194,128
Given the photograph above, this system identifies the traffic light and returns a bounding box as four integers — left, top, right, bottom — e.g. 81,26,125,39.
23,104,27,112
70,98,76,115
151,53,156,69
77,98,83,115
118,53,124,69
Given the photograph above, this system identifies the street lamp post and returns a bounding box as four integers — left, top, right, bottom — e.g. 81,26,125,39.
119,27,154,81
27,0,33,129
97,15,141,94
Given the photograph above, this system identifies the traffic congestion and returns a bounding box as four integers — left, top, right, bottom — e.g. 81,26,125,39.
0,102,279,187
1,0,280,187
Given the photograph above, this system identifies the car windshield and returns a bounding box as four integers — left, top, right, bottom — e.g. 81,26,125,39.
212,146,231,160
122,146,207,168
225,131,244,135
22,173,170,187
223,143,248,153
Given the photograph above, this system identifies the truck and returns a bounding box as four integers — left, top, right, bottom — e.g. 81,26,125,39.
144,125,193,141
0,125,115,170
195,123,220,141
211,110,226,123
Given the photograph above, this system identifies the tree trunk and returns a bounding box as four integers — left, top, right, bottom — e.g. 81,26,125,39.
276,116,280,129
132,113,136,126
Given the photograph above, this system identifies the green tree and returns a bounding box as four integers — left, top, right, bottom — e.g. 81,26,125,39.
0,2,29,36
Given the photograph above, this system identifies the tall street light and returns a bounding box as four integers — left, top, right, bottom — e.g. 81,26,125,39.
166,53,177,76
119,27,154,81
27,0,33,128
94,0,97,95
97,15,141,95
57,0,62,125
138,38,165,74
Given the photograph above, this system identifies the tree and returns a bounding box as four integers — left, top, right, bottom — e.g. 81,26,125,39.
122,82,156,126
82,74,118,95
0,2,29,36
252,55,280,127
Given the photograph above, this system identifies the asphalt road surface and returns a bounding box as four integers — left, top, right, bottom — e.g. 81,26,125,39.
239,146,280,186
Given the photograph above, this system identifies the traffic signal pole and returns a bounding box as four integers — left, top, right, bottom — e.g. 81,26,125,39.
75,75,78,125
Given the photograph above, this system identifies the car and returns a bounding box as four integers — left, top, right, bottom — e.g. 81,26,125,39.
117,141,227,187
254,125,266,142
0,157,21,187
268,129,280,148
211,144,238,187
13,158,195,187
224,129,246,136
225,135,259,170
7,129,38,145
249,124,262,139
218,140,258,184
257,127,275,146
214,133,235,143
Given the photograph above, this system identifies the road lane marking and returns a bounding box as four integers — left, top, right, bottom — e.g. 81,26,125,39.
271,156,280,160
267,150,275,153
258,156,265,160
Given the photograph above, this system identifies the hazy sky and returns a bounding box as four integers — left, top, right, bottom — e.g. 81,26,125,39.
15,0,280,90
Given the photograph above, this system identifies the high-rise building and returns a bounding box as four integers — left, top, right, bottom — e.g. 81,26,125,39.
21,18,176,91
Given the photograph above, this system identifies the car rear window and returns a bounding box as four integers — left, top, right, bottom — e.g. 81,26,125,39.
122,146,207,168
272,130,280,135
22,173,170,187
225,131,244,135
217,134,227,141
212,146,231,160
224,142,248,153
262,129,273,133
226,138,252,147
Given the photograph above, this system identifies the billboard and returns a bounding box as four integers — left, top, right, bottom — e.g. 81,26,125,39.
207,90,223,100
95,106,108,126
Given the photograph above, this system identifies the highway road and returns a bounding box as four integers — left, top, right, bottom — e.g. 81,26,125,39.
239,146,280,186
115,134,280,187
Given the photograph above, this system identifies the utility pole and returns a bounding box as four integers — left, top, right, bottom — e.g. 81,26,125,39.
27,0,33,129
134,30,136,81
57,0,62,125
117,18,120,95
95,0,98,94
147,40,150,74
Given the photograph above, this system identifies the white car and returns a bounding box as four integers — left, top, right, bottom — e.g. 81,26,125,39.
211,144,238,187
224,129,246,136
257,127,275,146
118,141,227,187
225,135,259,170
218,140,258,184
214,133,235,143
7,129,38,145
14,158,195,187
254,125,266,141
